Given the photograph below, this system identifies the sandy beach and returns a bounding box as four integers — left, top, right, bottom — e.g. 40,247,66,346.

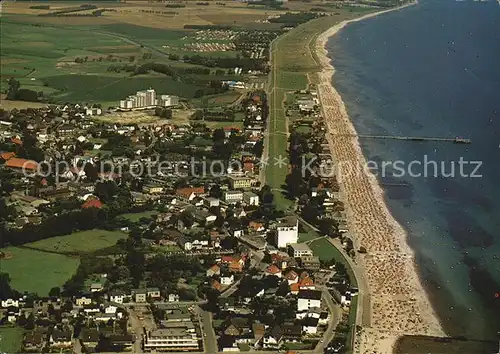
314,3,446,353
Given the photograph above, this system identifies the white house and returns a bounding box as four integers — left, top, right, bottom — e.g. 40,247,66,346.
288,243,313,258
110,292,127,304
341,292,354,307
86,107,102,116
204,197,220,208
297,289,322,312
105,305,117,314
75,297,92,306
1,299,19,308
220,274,235,286
168,294,180,302
301,317,319,335
232,229,244,238
275,216,298,248
243,191,259,206
224,191,243,204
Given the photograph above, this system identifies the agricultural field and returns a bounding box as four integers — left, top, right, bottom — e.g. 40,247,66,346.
0,13,241,106
0,327,24,354
25,229,128,254
0,247,79,295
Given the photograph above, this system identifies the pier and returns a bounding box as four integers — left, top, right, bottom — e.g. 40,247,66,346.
331,133,472,144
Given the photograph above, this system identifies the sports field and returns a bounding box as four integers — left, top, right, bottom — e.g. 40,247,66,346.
0,247,79,295
25,229,127,254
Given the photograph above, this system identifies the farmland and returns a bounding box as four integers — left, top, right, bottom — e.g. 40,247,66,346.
25,229,127,254
0,247,80,295
0,0,290,107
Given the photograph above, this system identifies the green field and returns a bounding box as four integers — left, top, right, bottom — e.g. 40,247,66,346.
26,229,127,254
0,327,24,353
0,18,224,104
0,247,79,295
309,237,357,287
120,211,157,222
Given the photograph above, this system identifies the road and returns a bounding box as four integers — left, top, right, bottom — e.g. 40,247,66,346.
127,308,144,353
316,288,343,353
198,307,218,354
220,250,264,298
296,214,370,338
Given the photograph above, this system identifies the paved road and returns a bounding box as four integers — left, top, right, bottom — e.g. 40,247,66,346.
128,309,144,353
316,287,343,353
198,307,218,353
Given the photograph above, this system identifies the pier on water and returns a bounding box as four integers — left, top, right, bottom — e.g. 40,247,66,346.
330,133,472,144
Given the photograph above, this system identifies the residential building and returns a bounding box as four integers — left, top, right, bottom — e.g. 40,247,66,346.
220,273,235,285
75,296,92,306
176,186,205,201
275,216,298,248
85,107,102,116
206,264,221,277
110,291,127,304
204,197,220,208
23,331,45,352
143,184,164,194
50,330,72,348
288,243,313,258
1,299,19,308
224,190,243,204
297,289,322,312
228,176,253,189
265,264,282,278
243,191,259,206
144,323,199,351
159,95,179,107
299,255,321,271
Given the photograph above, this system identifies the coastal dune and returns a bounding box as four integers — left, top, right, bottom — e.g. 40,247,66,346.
314,4,446,353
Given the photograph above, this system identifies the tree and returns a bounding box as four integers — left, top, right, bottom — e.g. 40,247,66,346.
49,286,61,297
209,184,222,199
260,185,274,205
6,78,20,100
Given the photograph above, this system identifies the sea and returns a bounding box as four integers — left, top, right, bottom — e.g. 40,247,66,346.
326,0,500,340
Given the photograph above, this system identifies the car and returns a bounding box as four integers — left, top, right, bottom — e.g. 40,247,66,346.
203,333,207,337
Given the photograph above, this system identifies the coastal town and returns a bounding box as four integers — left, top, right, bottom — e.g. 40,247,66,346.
0,84,359,353
2,0,499,353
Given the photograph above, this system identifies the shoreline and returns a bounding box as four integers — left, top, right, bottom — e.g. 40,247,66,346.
313,2,447,353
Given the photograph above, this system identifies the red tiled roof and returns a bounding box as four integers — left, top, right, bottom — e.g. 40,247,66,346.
11,137,22,145
266,264,281,274
211,280,222,291
0,152,15,161
175,186,205,199
209,265,220,272
299,277,314,287
82,198,103,209
5,157,38,171
243,162,254,172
